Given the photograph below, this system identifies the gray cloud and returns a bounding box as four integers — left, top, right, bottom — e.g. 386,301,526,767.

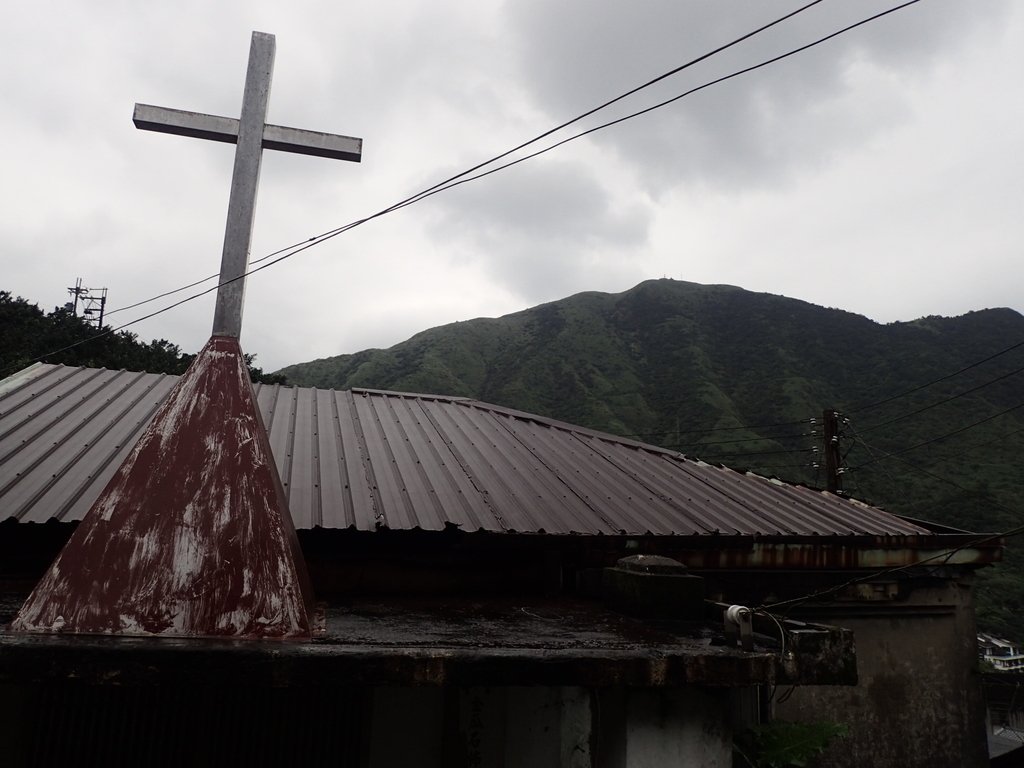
429,159,650,299
502,1,1013,193
1,0,1020,372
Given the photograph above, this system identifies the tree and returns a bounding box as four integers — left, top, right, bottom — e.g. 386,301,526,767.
0,291,286,385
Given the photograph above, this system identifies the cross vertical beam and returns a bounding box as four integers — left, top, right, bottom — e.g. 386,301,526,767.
133,31,362,339
213,32,274,338
13,30,363,641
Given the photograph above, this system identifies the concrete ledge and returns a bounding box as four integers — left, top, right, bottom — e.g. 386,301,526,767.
706,601,858,686
0,597,777,689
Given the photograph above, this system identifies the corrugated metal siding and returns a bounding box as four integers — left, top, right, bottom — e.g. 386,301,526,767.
0,365,179,524
0,363,930,536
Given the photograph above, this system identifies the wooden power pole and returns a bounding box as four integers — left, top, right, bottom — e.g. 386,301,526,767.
823,409,844,495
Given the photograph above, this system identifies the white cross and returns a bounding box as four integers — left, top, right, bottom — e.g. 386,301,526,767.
134,31,362,339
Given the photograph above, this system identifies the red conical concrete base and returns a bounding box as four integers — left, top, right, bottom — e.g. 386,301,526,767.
12,336,314,638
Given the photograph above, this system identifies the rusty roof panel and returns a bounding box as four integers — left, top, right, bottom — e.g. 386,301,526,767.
0,363,931,538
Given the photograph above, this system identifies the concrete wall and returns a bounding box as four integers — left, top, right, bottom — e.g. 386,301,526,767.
365,685,733,768
0,682,736,767
777,576,988,768
593,687,733,768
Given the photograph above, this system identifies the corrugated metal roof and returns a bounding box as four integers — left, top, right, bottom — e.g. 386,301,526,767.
0,363,929,536
10,339,314,638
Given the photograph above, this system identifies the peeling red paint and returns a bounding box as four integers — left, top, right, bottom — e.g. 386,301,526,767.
11,336,314,638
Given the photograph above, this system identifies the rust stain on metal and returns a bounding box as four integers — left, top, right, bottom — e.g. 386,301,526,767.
11,336,314,638
677,539,1001,570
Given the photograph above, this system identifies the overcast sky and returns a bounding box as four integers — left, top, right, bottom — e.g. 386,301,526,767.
3,0,1022,372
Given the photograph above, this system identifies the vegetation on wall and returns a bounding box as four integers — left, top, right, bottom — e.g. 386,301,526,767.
734,721,849,768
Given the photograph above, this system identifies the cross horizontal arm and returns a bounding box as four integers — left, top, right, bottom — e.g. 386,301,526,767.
133,104,239,145
133,103,362,162
263,124,361,162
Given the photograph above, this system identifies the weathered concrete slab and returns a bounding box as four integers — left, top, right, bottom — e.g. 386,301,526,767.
0,597,856,688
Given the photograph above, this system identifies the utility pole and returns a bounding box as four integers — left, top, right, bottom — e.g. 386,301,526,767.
67,278,86,316
82,288,108,328
822,409,844,495
66,279,108,328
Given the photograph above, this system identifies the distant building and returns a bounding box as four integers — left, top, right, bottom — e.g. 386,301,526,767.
980,634,1024,672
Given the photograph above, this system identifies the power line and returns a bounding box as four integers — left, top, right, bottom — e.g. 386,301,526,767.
9,0,925,377
921,426,1024,467
392,0,926,212
105,0,830,320
847,338,1024,415
735,462,819,475
612,420,809,440
859,363,1024,433
841,422,914,508
856,441,1002,504
0,282,227,374
850,401,1024,470
681,431,813,448
689,447,815,460
746,463,818,471
105,273,219,317
104,0,920,317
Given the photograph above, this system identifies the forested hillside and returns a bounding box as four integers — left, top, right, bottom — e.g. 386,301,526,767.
279,279,1024,637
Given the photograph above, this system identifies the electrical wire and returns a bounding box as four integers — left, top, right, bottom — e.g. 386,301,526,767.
694,413,1022,613
847,438,1020,521
758,609,788,659
611,420,809,440
776,685,798,705
114,0,922,311
689,447,815,459
858,363,1024,433
920,426,1024,467
14,4,1024,661
683,431,813,447
104,0,831,320
846,338,1024,415
390,0,925,213
842,420,912,507
9,0,927,378
746,463,818,471
0,280,231,373
104,272,219,317
850,400,1024,470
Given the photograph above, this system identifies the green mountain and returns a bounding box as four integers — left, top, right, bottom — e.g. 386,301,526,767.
279,279,1024,637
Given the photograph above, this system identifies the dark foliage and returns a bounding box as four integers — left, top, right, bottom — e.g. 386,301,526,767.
0,292,286,385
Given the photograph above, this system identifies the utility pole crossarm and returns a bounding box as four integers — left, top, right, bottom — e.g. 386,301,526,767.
133,104,363,162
